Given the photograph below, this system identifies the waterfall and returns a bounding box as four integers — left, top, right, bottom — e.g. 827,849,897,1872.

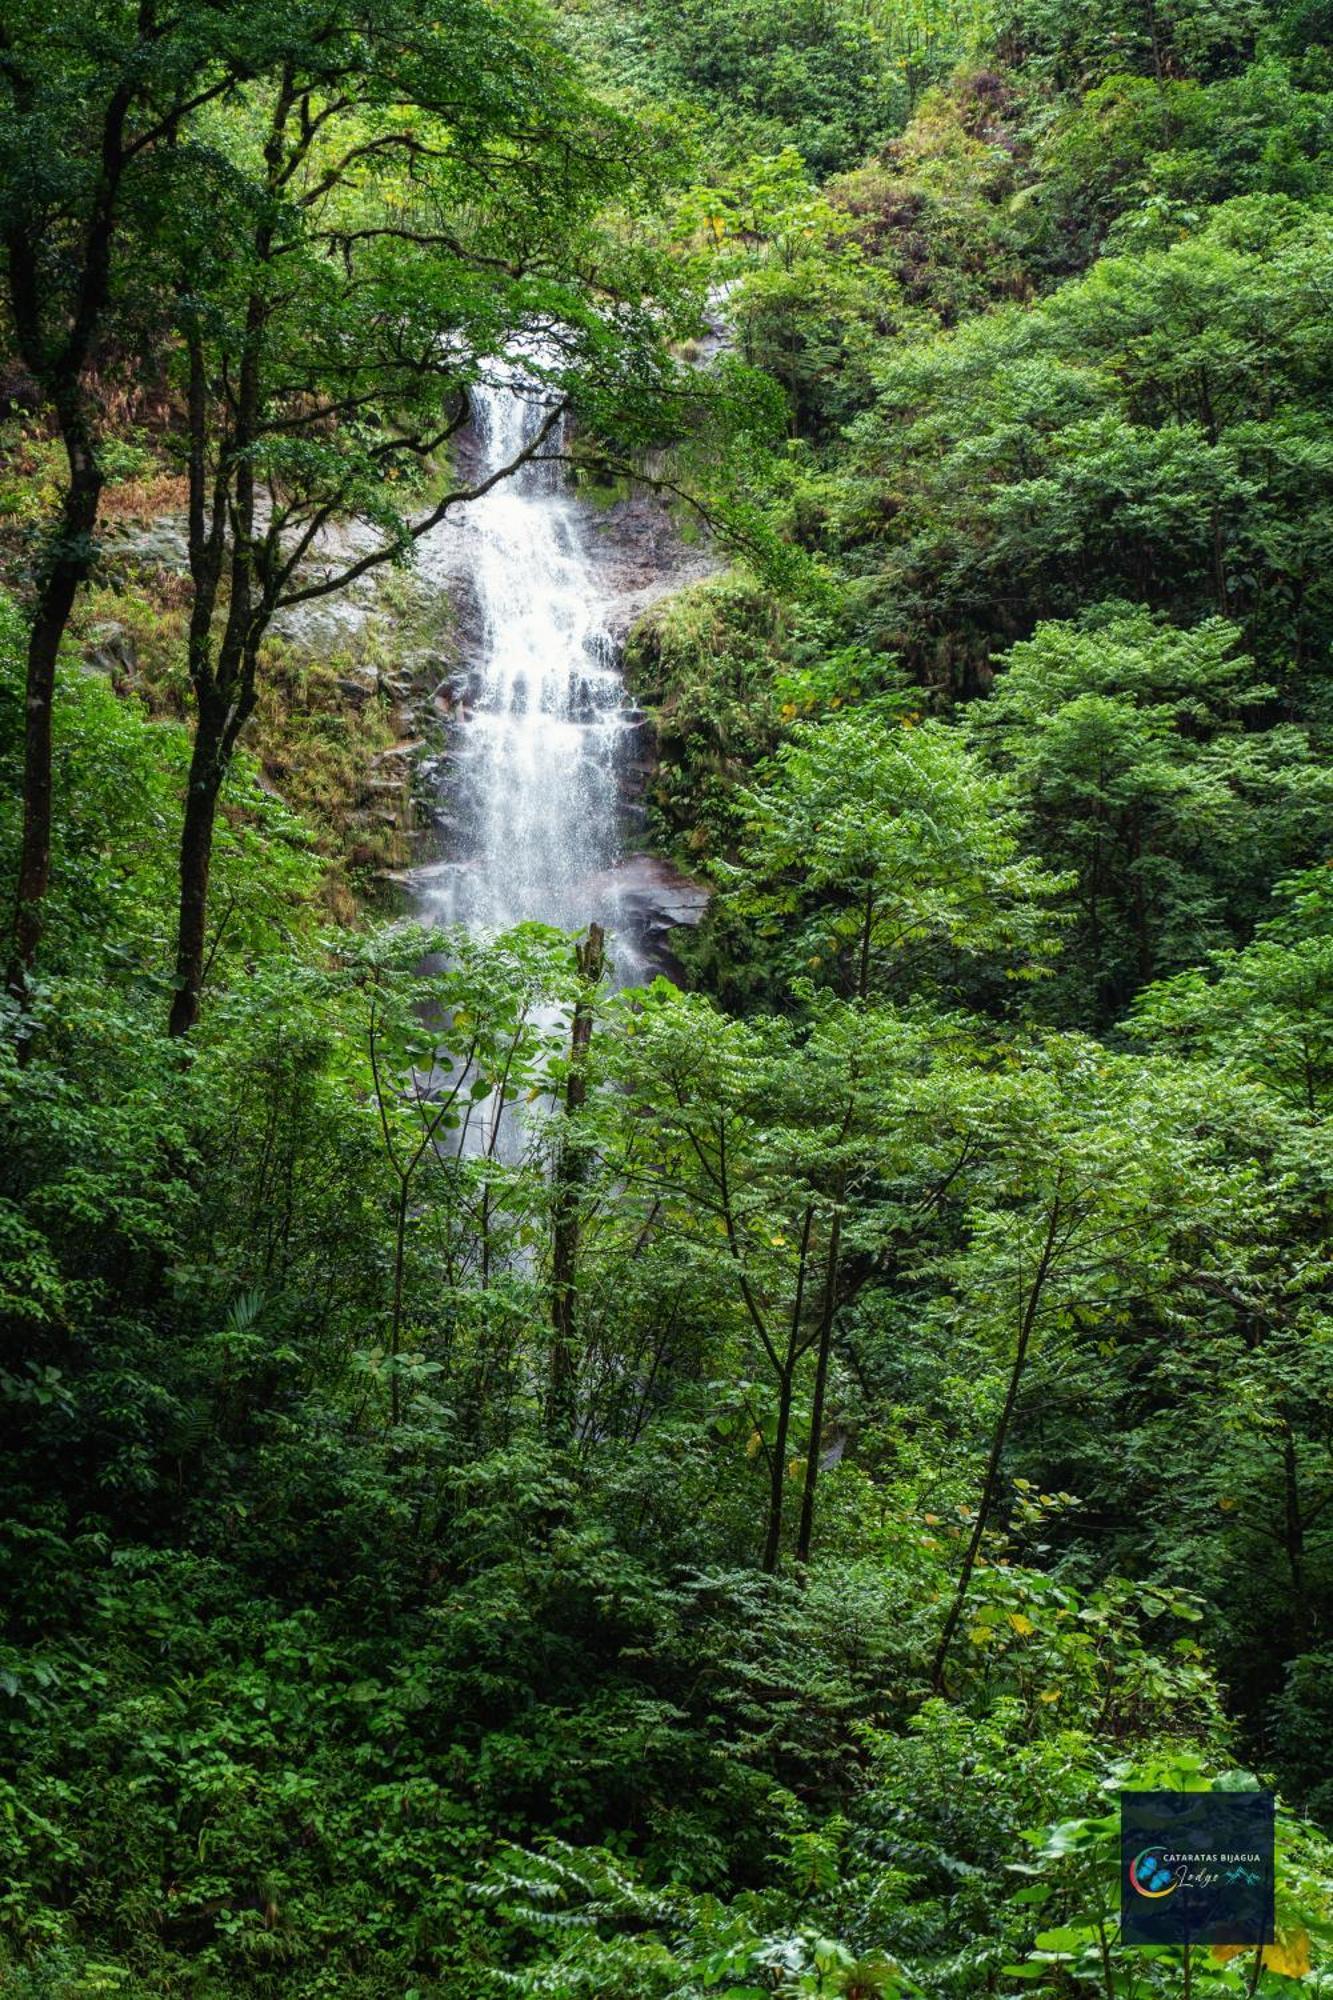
422,373,633,952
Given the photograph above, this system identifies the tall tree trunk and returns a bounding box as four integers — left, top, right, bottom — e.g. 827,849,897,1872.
170,320,231,1039
794,1087,858,1568
795,1209,842,1565
170,279,262,1038
6,419,103,1019
168,704,226,1037
857,881,876,1003
931,1196,1063,1691
547,924,604,1439
166,78,285,1037
762,1366,797,1574
1281,1423,1310,1647
389,1178,409,1428
4,64,132,1021
167,653,255,1038
762,1203,815,1574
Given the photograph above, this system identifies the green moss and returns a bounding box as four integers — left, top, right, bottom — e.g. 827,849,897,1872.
624,569,787,860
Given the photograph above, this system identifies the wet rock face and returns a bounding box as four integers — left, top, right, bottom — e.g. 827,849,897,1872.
583,489,715,641
98,510,418,654
93,446,718,971
386,848,709,982
94,453,711,655
384,395,721,975
100,517,189,574
601,852,710,980
82,620,139,686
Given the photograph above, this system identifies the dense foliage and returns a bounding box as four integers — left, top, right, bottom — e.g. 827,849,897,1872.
2,0,1332,1994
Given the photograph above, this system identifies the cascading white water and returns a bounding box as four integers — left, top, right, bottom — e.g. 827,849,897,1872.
407,360,709,1165
425,375,632,947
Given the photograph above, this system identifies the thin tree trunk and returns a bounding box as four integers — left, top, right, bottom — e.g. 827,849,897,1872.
389,1178,409,1427
857,881,876,1003
167,358,259,1037
7,427,103,1018
794,1085,858,1567
762,1203,814,1573
1281,1423,1310,1645
4,64,132,1020
1211,508,1230,619
795,1209,842,1565
547,924,604,1438
762,1370,796,1574
166,75,284,1035
168,693,230,1036
931,1197,1063,1691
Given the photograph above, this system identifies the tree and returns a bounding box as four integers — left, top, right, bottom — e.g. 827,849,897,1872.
676,147,902,440
600,990,824,1568
1129,863,1333,1113
970,605,1333,1017
570,0,910,175
0,0,697,1036
714,700,1063,1005
924,1038,1214,1687
353,922,575,1428
839,196,1333,688
151,7,684,1034
1023,60,1333,269
1124,871,1333,1693
592,987,987,1569
548,925,606,1439
0,0,293,1014
998,0,1269,91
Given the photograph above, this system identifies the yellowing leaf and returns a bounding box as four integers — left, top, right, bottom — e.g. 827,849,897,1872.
1266,1930,1311,1977
1213,1931,1310,1977
1038,1688,1061,1703
745,1429,762,1459
1008,1613,1035,1637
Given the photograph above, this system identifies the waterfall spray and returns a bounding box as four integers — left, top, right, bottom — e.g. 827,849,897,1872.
424,373,631,946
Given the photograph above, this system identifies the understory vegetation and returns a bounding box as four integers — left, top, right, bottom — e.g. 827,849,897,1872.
2,0,1332,1995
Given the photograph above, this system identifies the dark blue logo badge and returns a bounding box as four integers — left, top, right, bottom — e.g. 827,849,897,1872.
1120,1791,1275,1946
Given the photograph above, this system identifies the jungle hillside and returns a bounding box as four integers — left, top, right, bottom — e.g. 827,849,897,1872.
2,1,1333,1996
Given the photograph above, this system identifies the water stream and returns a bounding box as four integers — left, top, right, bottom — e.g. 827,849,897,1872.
420,377,642,965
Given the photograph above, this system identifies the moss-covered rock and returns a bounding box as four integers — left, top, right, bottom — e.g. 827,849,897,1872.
623,569,788,862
